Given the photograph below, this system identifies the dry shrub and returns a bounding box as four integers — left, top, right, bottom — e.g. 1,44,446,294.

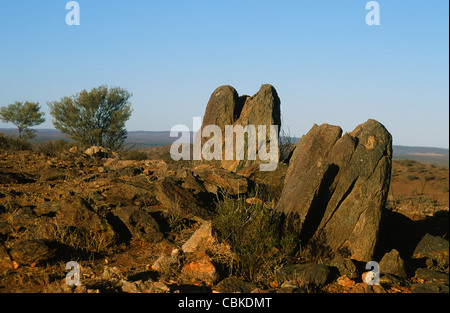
212,195,298,284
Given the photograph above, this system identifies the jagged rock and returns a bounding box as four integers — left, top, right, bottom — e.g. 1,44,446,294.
326,256,359,280
193,165,248,196
155,177,213,221
277,119,392,262
84,146,109,158
54,198,116,250
413,233,449,268
111,206,163,243
379,249,407,278
182,221,215,253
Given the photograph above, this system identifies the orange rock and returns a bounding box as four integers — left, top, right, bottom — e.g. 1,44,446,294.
181,253,218,285
337,275,355,287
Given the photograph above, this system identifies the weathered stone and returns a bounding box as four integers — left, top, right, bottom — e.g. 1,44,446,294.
379,249,407,278
54,198,116,250
411,282,449,293
413,233,449,268
182,221,215,253
111,206,163,243
327,256,359,280
414,268,449,285
155,177,213,221
193,165,248,196
181,252,218,285
277,119,392,262
216,277,257,293
9,239,56,266
276,263,331,288
84,146,109,158
197,84,281,172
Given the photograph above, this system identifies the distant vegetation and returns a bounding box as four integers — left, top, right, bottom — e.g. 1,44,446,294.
0,101,45,139
48,85,132,151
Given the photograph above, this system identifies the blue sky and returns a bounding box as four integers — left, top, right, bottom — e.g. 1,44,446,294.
0,0,448,148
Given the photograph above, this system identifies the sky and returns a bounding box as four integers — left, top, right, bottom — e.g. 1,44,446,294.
0,0,448,148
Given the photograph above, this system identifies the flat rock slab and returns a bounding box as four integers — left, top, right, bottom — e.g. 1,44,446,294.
276,263,331,288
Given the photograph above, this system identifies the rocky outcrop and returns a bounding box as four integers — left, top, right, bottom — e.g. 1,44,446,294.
277,119,393,262
197,84,281,172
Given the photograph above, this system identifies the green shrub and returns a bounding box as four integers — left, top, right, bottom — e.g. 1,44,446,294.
212,196,297,283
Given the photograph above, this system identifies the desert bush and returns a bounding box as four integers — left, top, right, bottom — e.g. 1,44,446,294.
407,174,419,181
0,101,45,139
212,195,297,284
35,139,73,156
123,150,148,161
0,133,32,151
48,85,132,151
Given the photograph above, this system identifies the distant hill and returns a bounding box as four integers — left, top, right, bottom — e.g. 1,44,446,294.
1,128,448,167
392,145,449,167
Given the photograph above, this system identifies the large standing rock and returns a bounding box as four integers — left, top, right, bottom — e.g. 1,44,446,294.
277,119,392,262
197,84,281,172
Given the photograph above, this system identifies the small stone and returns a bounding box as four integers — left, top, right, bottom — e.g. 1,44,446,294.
153,281,170,292
69,146,78,153
337,275,355,287
181,252,218,285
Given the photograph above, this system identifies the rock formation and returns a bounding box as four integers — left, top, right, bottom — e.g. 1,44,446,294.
277,119,393,262
197,84,281,172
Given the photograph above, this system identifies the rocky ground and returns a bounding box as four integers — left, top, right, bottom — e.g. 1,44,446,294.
0,146,448,294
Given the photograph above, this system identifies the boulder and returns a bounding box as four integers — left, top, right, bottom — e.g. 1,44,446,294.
277,119,392,262
193,165,248,196
9,239,56,266
276,263,331,288
54,198,117,251
111,206,163,243
326,256,359,280
181,252,218,285
379,249,407,278
155,177,213,221
84,146,109,158
413,233,449,268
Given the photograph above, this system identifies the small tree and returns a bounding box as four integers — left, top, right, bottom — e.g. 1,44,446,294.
0,101,46,139
48,86,132,151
